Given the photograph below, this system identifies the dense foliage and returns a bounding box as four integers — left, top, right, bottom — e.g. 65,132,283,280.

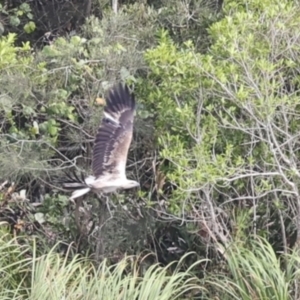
1,0,300,298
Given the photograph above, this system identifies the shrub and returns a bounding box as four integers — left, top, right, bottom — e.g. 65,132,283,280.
139,0,300,252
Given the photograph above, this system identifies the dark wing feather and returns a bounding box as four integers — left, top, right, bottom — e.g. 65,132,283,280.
92,84,136,177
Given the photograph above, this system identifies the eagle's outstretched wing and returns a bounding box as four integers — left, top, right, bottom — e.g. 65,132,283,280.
92,84,136,178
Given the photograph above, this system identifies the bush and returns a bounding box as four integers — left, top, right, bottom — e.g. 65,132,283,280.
138,0,300,253
0,0,220,265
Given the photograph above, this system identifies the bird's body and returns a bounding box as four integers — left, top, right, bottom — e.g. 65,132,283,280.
63,84,139,200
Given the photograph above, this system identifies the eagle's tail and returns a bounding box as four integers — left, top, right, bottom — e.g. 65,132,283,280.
69,187,91,200
62,171,94,200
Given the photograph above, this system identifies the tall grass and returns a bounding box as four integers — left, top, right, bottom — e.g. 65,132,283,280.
4,225,300,299
29,250,205,300
0,229,32,299
205,236,300,300
0,227,205,300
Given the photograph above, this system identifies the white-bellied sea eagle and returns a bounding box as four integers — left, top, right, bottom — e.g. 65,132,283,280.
63,83,140,200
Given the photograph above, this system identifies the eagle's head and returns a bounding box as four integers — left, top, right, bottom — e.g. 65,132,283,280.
122,180,140,190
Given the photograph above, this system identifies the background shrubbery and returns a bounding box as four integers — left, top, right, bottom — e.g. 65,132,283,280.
1,0,300,298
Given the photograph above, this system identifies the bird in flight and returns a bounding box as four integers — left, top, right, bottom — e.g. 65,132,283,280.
63,83,140,200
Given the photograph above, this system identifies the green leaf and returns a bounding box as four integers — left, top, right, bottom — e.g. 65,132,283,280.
24,21,36,34
70,36,82,46
27,12,33,20
9,15,20,27
48,125,58,136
